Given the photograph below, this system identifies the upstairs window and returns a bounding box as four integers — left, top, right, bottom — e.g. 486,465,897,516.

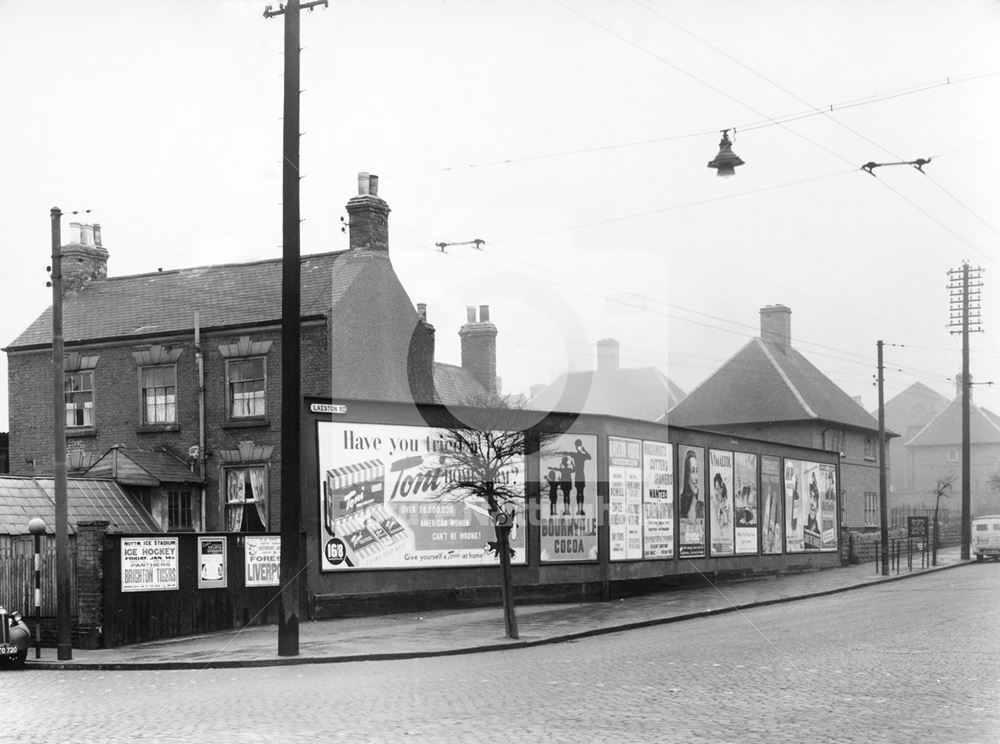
140,365,177,424
225,466,268,532
167,489,193,531
228,358,266,419
65,370,94,427
864,437,876,459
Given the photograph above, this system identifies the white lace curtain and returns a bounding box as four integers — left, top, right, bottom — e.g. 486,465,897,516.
226,467,268,532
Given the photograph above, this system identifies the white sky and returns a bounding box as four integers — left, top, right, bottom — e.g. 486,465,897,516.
2,0,998,431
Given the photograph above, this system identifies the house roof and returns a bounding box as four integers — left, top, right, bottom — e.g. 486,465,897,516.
5,252,352,350
667,338,881,433
84,446,203,486
905,397,1000,447
433,363,488,406
0,476,159,535
528,367,686,422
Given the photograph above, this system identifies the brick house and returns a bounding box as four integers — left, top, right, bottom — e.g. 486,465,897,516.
876,381,949,504
4,174,494,534
528,339,686,422
666,304,889,529
901,384,1000,515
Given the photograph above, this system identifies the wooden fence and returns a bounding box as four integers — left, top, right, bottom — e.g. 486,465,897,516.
0,534,77,616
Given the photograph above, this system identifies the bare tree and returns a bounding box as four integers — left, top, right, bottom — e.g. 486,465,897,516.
435,392,560,639
933,474,955,566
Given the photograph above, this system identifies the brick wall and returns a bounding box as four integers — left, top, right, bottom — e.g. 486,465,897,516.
75,520,109,649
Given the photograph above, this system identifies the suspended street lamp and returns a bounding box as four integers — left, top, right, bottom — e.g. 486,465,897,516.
707,129,745,177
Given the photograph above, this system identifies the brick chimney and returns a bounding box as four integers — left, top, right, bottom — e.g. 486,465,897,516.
407,302,436,404
760,304,792,349
597,338,620,373
62,222,109,292
459,305,497,395
345,171,390,252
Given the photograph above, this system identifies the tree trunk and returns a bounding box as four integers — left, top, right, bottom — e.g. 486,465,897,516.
497,524,519,639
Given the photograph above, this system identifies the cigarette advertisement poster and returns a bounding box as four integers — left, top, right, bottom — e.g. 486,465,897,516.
734,452,759,555
760,456,783,554
121,537,179,593
539,434,598,562
709,449,735,557
678,445,705,558
642,440,673,559
785,460,805,552
317,421,525,570
198,536,227,589
609,437,643,561
820,464,838,550
244,535,281,587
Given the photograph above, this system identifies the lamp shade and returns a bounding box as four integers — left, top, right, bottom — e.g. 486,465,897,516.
707,130,745,177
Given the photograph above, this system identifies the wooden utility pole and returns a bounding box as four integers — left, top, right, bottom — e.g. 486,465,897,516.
49,207,72,661
264,0,328,657
948,262,983,561
876,340,889,576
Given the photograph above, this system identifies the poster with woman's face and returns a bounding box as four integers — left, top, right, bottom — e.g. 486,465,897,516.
785,459,804,552
760,456,783,554
678,445,705,557
820,464,838,551
734,452,759,555
802,463,823,550
709,449,734,556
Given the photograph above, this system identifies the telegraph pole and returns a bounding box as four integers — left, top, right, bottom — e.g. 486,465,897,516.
49,208,72,660
876,340,889,576
947,262,983,560
264,0,328,657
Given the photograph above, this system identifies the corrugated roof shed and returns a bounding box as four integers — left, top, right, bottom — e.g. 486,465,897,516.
0,477,159,535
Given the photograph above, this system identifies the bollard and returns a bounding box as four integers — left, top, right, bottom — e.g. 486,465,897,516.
28,517,47,659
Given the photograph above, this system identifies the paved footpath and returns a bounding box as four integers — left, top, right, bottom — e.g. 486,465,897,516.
28,546,970,671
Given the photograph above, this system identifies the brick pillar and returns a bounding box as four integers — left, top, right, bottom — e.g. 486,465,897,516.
75,521,109,649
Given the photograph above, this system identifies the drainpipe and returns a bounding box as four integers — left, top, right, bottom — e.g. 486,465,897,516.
195,311,207,531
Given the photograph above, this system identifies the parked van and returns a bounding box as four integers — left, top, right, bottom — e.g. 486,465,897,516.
972,515,1000,562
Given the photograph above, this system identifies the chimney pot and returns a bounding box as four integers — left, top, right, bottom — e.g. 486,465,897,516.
357,171,370,195
417,302,427,321
479,305,490,322
597,338,621,373
760,304,792,349
369,174,379,196
466,306,476,323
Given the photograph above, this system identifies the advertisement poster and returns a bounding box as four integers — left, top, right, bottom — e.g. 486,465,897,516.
198,536,227,589
785,460,804,552
802,462,823,550
317,421,525,570
709,450,734,556
539,434,598,562
121,537,179,593
244,535,281,586
609,437,643,561
642,440,673,559
734,452,759,555
761,456,783,554
820,464,838,550
677,445,705,557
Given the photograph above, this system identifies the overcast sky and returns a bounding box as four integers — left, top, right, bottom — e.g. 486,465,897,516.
2,0,998,432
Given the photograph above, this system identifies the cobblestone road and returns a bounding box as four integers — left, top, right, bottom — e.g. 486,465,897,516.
12,566,999,743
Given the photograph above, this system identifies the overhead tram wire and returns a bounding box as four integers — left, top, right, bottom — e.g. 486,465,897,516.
629,1,1000,269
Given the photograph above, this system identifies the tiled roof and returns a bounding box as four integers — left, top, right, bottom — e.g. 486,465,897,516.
5,252,350,349
529,367,686,422
905,398,1000,447
0,476,159,535
84,446,203,486
433,363,488,406
667,338,880,432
